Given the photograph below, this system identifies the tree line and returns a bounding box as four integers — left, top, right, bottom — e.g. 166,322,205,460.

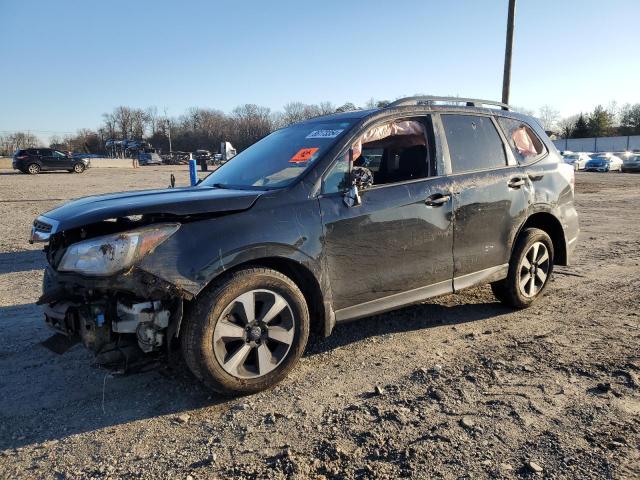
0,100,382,156
535,103,640,139
2,99,639,157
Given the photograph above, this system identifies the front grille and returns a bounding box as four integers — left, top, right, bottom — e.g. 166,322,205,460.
34,220,52,233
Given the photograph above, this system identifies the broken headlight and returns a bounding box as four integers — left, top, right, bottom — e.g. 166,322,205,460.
58,224,180,276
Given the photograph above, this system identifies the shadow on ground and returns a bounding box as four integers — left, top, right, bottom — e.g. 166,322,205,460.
0,250,46,274
0,295,508,451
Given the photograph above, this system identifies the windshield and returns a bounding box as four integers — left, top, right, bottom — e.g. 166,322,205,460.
201,120,355,189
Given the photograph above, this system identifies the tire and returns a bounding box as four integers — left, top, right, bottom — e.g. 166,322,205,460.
181,267,309,395
72,163,85,173
491,228,554,308
27,163,41,175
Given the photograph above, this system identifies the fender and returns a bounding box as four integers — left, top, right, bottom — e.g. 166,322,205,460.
511,204,571,265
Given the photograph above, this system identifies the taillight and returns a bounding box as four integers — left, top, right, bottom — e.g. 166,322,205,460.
16,155,28,160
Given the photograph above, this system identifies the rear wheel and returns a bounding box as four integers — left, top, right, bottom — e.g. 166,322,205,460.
27,163,41,175
491,228,554,308
72,163,85,173
181,267,309,395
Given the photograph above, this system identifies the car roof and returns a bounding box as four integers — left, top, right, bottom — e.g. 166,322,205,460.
306,104,536,125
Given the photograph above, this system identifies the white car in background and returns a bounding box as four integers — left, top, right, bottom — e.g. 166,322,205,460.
562,152,591,170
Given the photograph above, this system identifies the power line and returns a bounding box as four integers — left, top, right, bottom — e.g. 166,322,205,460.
0,129,75,134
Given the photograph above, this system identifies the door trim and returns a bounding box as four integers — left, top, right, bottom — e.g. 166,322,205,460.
334,279,452,322
334,263,509,323
452,263,508,292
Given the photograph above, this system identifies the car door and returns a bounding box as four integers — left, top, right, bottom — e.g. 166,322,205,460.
439,113,529,290
37,149,56,170
51,150,72,169
319,116,454,320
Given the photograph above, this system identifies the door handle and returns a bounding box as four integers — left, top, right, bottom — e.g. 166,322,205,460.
508,177,525,188
425,193,451,206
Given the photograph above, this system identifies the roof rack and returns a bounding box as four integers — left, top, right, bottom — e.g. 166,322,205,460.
386,96,510,111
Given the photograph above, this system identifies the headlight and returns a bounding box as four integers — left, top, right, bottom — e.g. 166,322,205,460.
58,223,180,276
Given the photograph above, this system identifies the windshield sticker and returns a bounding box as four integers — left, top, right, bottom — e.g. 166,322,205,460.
289,147,319,163
306,129,344,139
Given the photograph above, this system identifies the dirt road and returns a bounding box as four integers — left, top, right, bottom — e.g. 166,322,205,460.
0,167,638,479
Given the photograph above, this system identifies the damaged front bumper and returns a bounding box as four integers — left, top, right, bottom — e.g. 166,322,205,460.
40,266,184,366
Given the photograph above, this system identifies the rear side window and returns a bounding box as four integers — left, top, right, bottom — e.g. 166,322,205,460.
497,117,546,164
441,115,507,173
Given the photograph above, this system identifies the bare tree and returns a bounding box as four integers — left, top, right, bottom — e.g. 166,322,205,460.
230,104,273,151
318,101,335,115
145,106,159,136
538,105,560,131
113,106,133,138
101,112,117,139
557,114,579,139
0,132,40,155
131,109,147,139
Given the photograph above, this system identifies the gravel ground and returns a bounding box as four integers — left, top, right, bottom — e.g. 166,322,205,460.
0,167,638,479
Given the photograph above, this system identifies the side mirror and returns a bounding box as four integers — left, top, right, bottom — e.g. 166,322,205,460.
343,148,373,207
344,184,361,207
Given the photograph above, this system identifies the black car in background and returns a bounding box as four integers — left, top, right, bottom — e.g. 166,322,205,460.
31,96,579,395
13,148,90,174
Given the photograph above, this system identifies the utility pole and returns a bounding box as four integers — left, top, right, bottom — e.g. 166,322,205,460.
502,0,516,105
167,119,172,155
163,107,172,156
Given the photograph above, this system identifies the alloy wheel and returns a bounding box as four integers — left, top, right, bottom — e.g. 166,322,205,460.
213,289,295,379
28,164,40,174
518,241,550,298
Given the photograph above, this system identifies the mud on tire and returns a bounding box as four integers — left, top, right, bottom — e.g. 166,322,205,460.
181,267,309,395
491,227,554,308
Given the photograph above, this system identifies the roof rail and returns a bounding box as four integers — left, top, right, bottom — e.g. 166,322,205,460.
386,96,510,111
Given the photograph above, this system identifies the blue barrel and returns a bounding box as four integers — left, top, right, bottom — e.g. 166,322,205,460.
189,159,198,186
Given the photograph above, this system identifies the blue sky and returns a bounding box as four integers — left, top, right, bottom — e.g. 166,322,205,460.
1,0,639,140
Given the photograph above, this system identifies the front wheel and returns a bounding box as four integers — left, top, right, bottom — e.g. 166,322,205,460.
181,267,309,395
72,163,86,173
491,228,554,308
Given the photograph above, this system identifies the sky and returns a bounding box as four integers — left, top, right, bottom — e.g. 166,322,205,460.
1,0,639,141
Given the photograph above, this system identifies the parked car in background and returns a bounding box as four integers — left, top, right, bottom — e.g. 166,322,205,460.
584,153,623,172
31,96,579,395
13,148,90,174
622,153,640,173
562,152,591,170
138,152,163,166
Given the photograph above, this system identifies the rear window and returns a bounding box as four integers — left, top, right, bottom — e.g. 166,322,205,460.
497,117,546,164
441,114,507,173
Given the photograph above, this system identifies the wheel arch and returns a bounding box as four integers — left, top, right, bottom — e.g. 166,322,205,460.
515,211,567,265
191,255,331,338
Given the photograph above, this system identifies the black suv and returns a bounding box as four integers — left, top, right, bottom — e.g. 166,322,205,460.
31,97,579,395
13,148,90,174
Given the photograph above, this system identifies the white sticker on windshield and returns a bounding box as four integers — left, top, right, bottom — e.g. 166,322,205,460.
306,129,344,139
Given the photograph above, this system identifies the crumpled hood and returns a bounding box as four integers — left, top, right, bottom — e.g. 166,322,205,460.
41,186,263,232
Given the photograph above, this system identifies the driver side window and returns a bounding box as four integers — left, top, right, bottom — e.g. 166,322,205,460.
322,117,434,194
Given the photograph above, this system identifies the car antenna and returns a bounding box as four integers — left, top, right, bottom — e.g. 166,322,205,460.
169,173,175,188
